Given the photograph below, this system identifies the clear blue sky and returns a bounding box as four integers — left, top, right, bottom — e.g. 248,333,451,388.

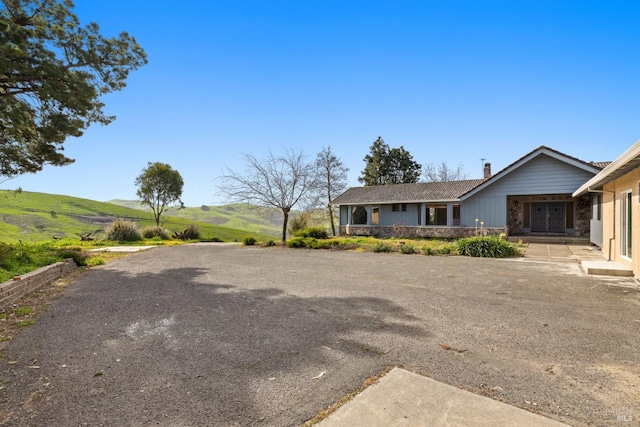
6,0,640,206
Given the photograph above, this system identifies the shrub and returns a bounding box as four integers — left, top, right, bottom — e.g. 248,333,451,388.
294,226,328,239
57,248,90,266
105,219,142,242
142,226,171,240
438,245,453,255
372,242,393,253
288,212,310,235
286,236,306,248
243,235,257,246
86,256,106,267
183,224,200,240
455,236,520,258
399,244,416,254
265,239,276,247
421,246,434,255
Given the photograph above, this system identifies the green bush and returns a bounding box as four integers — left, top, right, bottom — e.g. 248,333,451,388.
57,248,90,266
438,245,453,255
86,256,106,267
286,236,306,248
372,242,393,253
243,235,257,246
399,243,416,254
421,246,435,255
142,226,171,240
105,219,142,242
455,236,520,258
294,226,329,239
182,224,201,240
265,239,276,247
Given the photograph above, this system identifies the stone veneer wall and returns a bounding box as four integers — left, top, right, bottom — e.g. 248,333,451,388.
0,259,77,308
507,195,592,236
339,225,507,239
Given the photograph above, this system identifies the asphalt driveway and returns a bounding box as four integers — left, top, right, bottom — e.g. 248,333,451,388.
1,244,639,426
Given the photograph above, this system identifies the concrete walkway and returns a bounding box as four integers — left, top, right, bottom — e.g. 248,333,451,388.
319,368,568,427
521,243,634,276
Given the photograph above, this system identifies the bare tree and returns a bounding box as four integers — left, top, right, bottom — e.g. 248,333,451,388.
315,146,349,236
218,149,318,243
422,162,468,182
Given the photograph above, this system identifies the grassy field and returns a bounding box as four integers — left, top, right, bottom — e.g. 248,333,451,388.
109,200,285,236
0,190,276,243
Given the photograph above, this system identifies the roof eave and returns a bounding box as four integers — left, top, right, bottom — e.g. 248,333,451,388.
573,139,640,197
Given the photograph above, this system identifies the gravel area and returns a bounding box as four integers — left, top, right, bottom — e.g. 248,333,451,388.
1,244,639,426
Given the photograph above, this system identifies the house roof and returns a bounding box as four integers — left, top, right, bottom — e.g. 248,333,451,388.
573,140,640,197
332,146,606,206
331,179,484,205
459,146,603,200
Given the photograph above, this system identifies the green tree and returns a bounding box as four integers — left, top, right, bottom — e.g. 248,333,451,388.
218,149,318,243
135,162,184,228
359,137,391,186
0,0,147,180
358,137,421,186
388,146,422,184
315,146,348,236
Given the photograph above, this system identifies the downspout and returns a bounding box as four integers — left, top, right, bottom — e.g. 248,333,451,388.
588,187,615,261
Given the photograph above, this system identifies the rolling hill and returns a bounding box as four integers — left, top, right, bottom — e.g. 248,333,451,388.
0,190,278,243
108,200,285,236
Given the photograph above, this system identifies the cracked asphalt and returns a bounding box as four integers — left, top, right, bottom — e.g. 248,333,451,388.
1,244,639,426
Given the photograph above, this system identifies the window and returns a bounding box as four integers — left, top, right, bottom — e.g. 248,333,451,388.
592,194,602,221
427,205,447,225
453,205,460,226
352,206,367,225
392,203,407,212
372,206,379,225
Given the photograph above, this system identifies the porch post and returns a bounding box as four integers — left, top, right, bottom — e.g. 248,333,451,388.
366,206,372,225
421,203,427,226
347,205,352,225
447,203,454,227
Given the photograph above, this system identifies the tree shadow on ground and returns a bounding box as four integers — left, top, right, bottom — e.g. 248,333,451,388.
0,265,427,426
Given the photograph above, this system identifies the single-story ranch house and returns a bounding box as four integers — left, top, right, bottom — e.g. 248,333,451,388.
573,140,640,277
331,146,606,239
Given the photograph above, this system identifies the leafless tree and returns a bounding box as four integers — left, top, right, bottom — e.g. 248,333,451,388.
422,162,468,182
218,149,318,243
315,146,349,236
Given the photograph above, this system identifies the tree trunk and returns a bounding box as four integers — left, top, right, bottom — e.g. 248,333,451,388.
281,207,290,243
328,205,336,236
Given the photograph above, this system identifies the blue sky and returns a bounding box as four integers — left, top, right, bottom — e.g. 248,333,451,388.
6,0,640,206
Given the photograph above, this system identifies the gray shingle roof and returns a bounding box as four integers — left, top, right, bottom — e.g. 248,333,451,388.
331,179,484,205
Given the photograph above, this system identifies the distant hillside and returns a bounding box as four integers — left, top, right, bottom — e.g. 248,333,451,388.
0,191,276,243
108,200,287,236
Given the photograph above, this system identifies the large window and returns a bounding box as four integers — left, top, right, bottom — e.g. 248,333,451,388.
352,206,367,225
427,205,447,225
621,190,632,258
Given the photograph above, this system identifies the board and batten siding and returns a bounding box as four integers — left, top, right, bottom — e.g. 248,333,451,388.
377,204,420,226
338,204,421,225
461,154,596,227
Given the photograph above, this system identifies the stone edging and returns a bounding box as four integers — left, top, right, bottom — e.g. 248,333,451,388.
0,259,78,309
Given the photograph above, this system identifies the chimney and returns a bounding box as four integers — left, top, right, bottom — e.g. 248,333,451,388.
483,162,491,180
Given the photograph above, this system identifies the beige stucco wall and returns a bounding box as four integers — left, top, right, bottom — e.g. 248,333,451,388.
601,168,640,276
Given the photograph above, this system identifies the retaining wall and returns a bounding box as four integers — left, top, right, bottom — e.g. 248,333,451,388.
0,259,77,308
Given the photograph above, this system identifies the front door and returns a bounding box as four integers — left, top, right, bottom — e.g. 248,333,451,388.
531,202,566,233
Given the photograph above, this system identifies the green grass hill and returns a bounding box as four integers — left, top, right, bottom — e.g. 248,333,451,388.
0,190,277,243
108,200,284,236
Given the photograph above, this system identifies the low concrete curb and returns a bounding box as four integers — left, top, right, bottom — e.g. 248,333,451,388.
0,259,77,308
319,368,568,427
